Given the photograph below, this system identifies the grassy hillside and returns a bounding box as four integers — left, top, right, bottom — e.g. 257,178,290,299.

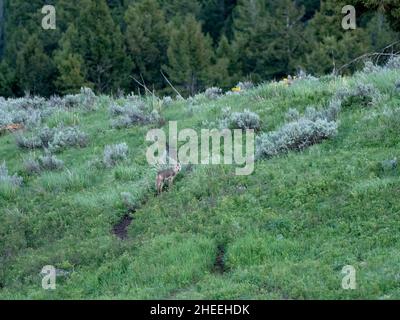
1,66,400,299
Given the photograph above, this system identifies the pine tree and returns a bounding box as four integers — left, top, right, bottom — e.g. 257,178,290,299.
356,0,400,32
64,0,131,93
0,0,5,58
125,0,168,91
54,25,90,94
211,35,240,88
0,61,15,97
266,0,307,78
303,0,370,75
163,15,214,96
233,0,306,81
199,0,237,43
15,33,55,95
158,0,201,20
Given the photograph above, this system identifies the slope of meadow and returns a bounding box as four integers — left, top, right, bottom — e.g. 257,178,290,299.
0,66,400,299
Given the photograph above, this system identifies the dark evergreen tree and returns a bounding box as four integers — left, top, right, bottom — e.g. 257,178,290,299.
15,33,56,95
163,15,214,96
303,0,370,75
233,0,306,81
54,25,90,94
199,0,237,43
157,0,201,20
212,35,240,88
61,0,131,93
125,0,168,91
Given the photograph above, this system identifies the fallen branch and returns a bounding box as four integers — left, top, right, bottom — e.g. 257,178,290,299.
161,70,183,99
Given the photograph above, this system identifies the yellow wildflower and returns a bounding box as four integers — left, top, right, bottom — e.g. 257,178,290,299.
232,86,241,92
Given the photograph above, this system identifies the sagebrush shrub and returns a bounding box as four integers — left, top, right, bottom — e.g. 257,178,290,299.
379,158,398,174
47,95,65,109
38,126,55,147
236,81,254,91
0,161,23,188
109,101,160,129
23,151,64,174
350,83,381,107
362,60,381,74
39,151,64,171
336,83,381,108
205,87,223,100
103,143,129,167
227,109,261,130
220,108,260,131
79,87,97,110
63,94,80,108
395,80,400,92
109,103,126,117
296,69,319,81
7,96,46,110
285,108,300,122
15,133,43,149
256,118,338,159
0,108,13,127
23,157,41,175
15,126,58,149
385,55,400,70
162,96,173,107
49,127,88,152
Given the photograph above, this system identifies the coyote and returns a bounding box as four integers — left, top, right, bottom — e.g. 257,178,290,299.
156,163,181,195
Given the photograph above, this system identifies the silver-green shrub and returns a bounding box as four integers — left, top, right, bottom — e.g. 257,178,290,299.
336,82,381,108
49,127,88,152
103,143,129,168
15,133,43,149
0,161,23,188
23,157,41,175
256,118,338,159
285,108,300,122
205,87,223,100
395,80,400,92
362,60,381,74
236,81,254,91
162,96,173,107
228,109,261,130
79,87,97,110
219,107,260,131
385,55,400,70
109,100,160,129
63,94,81,108
39,151,64,171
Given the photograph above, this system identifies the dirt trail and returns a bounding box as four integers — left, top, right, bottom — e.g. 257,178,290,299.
112,214,134,240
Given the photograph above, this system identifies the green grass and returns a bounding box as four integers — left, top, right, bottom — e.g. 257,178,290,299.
1,69,400,299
